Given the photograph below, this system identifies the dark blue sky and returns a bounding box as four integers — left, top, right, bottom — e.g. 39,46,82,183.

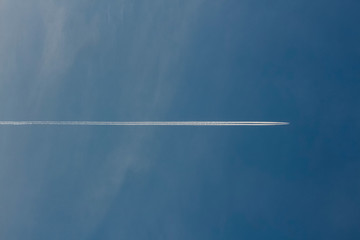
0,0,359,239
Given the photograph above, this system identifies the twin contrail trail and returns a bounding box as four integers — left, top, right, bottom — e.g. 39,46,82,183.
0,121,289,126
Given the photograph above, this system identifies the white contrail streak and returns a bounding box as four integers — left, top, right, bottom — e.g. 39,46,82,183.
0,121,289,126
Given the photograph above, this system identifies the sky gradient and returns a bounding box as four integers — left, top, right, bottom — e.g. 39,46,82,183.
0,0,359,239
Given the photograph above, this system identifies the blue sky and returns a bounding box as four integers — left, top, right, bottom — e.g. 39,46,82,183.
0,0,359,239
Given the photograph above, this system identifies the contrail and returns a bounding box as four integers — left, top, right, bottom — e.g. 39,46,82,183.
0,121,289,126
